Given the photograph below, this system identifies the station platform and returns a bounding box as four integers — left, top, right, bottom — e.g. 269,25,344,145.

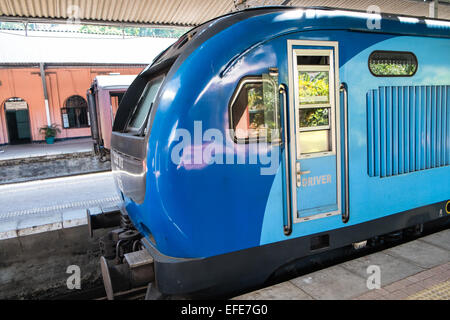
0,137,94,161
0,172,121,240
0,172,122,299
0,138,110,184
234,228,450,300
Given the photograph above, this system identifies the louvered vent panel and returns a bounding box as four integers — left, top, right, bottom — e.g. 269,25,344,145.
367,85,450,177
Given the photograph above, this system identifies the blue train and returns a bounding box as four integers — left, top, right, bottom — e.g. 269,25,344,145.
104,6,450,298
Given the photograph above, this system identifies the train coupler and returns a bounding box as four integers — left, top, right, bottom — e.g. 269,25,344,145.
100,249,154,300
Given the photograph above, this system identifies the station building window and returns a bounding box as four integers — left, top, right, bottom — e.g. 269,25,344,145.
61,95,90,129
229,76,280,143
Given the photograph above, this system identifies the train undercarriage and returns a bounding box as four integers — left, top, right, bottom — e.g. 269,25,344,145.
88,203,449,300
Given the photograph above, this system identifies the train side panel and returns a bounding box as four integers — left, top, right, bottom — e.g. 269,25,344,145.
260,34,450,245
120,12,449,260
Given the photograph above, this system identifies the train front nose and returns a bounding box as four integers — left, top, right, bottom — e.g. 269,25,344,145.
110,148,147,205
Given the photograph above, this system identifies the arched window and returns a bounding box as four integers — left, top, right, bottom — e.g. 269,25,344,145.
61,95,90,128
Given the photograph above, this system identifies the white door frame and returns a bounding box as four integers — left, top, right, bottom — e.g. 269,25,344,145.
286,40,342,224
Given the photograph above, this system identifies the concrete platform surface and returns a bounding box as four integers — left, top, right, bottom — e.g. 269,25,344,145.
0,138,93,161
0,171,121,240
234,228,450,300
0,221,110,299
0,170,122,299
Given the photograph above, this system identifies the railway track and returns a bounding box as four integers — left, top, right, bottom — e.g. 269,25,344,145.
95,286,148,300
52,220,448,300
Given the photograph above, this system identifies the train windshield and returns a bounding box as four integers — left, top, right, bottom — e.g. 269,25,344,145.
125,75,165,133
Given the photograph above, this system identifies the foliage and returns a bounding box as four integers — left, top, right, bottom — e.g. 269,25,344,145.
369,62,416,76
0,22,25,30
39,123,61,138
79,25,187,38
247,87,264,111
0,21,188,38
299,108,329,127
298,71,329,104
245,80,280,141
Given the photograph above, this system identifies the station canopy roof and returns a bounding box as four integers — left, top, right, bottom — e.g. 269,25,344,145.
0,0,449,27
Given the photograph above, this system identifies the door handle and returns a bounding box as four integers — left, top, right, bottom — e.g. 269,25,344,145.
296,163,310,187
279,84,292,236
340,82,349,223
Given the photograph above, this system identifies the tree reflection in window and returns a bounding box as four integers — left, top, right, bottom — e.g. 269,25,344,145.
299,71,329,105
299,108,329,128
231,78,280,142
369,61,417,76
369,51,417,76
248,86,266,135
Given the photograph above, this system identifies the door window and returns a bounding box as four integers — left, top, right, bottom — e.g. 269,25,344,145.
295,53,334,158
298,69,330,105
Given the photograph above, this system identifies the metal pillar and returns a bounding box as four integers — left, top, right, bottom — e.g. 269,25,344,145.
429,0,439,18
39,63,51,126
